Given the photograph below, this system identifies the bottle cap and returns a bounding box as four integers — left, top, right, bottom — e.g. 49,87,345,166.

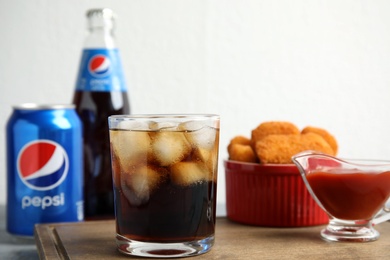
86,8,116,29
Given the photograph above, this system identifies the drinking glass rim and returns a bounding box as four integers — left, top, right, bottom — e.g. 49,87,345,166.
109,114,220,120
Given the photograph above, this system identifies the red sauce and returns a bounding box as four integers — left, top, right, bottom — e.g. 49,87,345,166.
307,170,390,220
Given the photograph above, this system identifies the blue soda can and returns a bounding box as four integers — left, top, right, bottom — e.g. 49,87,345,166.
6,104,84,237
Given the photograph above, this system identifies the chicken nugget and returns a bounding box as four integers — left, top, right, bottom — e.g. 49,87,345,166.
227,135,251,154
301,126,338,155
300,133,336,156
251,121,300,148
229,144,258,163
255,133,334,164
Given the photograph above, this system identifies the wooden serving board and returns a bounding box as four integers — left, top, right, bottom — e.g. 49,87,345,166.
35,218,390,259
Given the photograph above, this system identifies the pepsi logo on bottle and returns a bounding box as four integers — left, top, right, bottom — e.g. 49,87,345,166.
88,54,111,77
76,49,126,91
6,104,84,237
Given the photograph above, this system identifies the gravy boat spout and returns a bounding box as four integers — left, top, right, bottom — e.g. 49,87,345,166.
292,150,390,242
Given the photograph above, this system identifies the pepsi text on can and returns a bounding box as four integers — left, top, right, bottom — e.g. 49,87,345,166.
6,104,84,237
22,192,65,209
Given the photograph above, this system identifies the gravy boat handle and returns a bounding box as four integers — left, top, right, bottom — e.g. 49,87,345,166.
372,207,390,226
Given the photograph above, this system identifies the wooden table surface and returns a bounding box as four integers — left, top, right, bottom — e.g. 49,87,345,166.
34,218,390,259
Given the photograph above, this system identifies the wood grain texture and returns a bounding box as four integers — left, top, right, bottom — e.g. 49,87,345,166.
35,218,390,260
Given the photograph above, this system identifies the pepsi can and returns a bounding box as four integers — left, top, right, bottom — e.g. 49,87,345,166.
6,104,84,237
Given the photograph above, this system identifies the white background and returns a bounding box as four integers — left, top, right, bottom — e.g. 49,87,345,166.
2,0,390,212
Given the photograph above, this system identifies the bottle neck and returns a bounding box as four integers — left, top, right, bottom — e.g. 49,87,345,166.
83,9,117,49
84,27,116,49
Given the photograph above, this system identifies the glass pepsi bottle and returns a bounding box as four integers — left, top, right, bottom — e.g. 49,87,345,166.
72,8,130,219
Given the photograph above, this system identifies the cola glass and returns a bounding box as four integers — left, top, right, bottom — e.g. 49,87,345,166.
108,114,220,258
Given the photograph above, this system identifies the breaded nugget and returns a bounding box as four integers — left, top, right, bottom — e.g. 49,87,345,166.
251,121,300,148
229,144,258,163
301,126,338,155
255,133,334,164
227,135,251,154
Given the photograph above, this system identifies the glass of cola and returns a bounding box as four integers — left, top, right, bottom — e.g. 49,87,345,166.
108,114,220,258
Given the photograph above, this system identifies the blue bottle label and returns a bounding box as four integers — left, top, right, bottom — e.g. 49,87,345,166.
75,48,127,91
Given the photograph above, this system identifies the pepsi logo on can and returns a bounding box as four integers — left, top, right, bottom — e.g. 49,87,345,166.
18,140,69,191
6,104,84,237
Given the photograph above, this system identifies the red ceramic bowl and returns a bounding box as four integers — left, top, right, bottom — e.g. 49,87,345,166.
224,160,328,227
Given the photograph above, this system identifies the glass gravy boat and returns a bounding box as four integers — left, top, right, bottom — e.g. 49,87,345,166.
292,151,390,242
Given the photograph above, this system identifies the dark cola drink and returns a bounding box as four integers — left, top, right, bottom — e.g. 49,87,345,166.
113,174,216,242
73,91,129,218
109,115,220,258
73,9,130,219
